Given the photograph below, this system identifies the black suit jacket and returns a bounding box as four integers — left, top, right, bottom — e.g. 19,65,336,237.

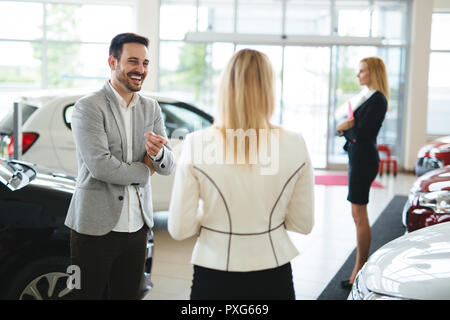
343,91,387,166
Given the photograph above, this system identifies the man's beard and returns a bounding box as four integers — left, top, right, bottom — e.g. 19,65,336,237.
116,65,145,92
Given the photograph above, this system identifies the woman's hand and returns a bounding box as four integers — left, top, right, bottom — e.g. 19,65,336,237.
336,118,355,133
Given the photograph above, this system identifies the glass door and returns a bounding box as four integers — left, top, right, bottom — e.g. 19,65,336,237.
282,46,331,168
234,45,331,169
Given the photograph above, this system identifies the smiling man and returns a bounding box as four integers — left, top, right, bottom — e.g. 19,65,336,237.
65,33,174,299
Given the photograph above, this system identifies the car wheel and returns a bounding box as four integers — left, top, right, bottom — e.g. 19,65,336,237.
4,256,74,300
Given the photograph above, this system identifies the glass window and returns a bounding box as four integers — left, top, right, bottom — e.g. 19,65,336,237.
45,43,108,88
45,43,80,88
428,12,450,136
285,0,331,36
0,41,41,89
198,0,235,33
430,13,450,51
336,0,371,37
283,46,331,168
427,52,450,136
45,3,81,41
377,47,406,156
0,1,43,40
372,0,408,44
77,5,134,43
77,44,110,84
159,41,203,102
46,3,133,42
237,0,283,34
160,0,197,40
159,41,234,113
0,1,134,90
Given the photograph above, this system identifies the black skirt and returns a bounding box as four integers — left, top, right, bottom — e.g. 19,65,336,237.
190,263,295,300
347,142,379,205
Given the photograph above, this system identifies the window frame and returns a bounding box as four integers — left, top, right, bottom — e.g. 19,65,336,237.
427,11,450,138
0,0,137,90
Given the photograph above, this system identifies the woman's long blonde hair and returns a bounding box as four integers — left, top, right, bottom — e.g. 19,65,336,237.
361,56,390,108
215,49,276,163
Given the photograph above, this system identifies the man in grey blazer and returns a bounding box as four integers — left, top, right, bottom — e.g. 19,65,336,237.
65,33,174,299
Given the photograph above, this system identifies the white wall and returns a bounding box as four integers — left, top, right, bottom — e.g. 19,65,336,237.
403,0,434,171
434,0,450,10
402,0,450,171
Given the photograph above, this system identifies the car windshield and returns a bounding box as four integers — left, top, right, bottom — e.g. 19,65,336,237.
159,102,212,138
0,103,38,135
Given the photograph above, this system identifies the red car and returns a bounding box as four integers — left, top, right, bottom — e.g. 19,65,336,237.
415,136,450,177
403,165,450,232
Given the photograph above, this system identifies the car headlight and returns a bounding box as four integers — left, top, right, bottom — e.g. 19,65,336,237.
422,157,443,170
419,191,450,214
350,270,404,300
350,271,370,300
402,192,418,228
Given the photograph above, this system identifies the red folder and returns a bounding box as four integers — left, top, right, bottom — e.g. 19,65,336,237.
348,101,354,119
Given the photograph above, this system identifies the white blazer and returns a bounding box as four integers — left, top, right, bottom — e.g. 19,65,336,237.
168,127,314,272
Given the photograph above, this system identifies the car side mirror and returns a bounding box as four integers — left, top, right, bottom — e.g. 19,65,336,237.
0,159,36,191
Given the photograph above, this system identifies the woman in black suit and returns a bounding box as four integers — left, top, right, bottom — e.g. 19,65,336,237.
336,57,389,288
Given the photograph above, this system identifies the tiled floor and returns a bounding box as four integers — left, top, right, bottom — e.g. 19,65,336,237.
146,170,417,300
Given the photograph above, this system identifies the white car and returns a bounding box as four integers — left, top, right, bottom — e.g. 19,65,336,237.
0,90,213,211
349,221,450,300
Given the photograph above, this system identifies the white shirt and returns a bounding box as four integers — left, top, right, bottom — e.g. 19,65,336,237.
354,88,376,111
108,81,145,233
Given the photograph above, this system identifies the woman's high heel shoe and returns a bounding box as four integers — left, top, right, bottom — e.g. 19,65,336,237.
340,280,353,289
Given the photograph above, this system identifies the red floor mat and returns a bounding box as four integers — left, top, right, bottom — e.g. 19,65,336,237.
314,174,384,188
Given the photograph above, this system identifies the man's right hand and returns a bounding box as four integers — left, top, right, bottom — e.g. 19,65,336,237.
145,132,168,158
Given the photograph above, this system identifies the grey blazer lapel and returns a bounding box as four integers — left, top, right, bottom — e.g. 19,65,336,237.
103,82,127,161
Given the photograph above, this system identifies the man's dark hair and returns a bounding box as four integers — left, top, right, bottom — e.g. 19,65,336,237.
109,33,149,61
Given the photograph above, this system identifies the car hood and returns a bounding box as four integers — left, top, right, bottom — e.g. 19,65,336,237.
29,163,76,194
363,222,450,300
30,171,76,194
413,165,450,192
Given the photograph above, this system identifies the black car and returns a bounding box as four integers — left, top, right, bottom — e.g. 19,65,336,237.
0,158,154,299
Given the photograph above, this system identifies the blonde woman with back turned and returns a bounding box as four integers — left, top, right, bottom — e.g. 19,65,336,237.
168,49,314,299
336,56,389,289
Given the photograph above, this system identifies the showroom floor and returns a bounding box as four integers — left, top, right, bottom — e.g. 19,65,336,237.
146,170,417,300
